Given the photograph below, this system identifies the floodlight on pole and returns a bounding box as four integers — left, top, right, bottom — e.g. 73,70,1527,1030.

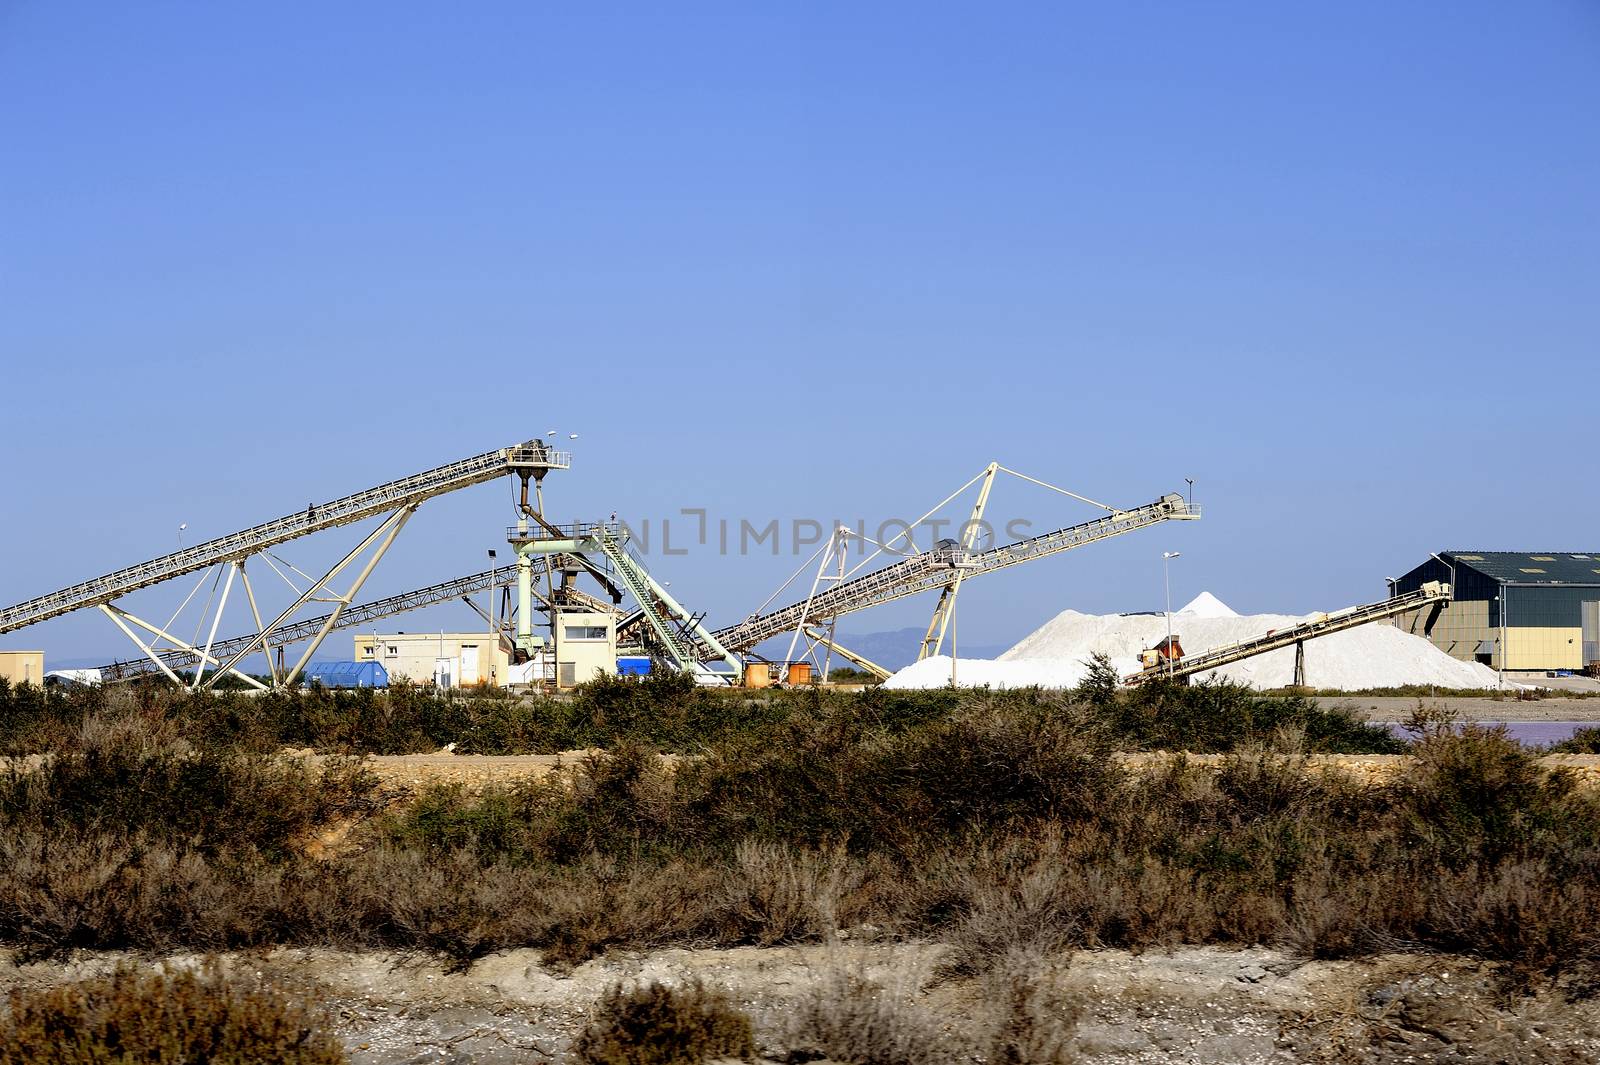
487,549,498,652
1163,552,1181,677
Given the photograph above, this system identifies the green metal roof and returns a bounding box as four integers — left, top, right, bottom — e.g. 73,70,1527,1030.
1443,551,1600,585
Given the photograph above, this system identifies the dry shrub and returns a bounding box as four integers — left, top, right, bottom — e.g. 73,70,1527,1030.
723,841,862,945
980,951,1081,1065
788,957,963,1065
0,963,345,1064
571,979,754,1065
789,952,1081,1065
935,831,1082,976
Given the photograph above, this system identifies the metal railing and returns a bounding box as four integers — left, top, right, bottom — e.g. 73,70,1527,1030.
506,521,625,542
506,447,572,470
0,440,544,635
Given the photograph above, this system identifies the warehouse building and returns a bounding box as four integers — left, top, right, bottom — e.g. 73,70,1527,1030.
1392,552,1600,672
353,632,510,688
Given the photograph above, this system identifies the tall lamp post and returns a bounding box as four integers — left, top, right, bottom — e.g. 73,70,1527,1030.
487,549,498,686
1163,551,1181,677
487,550,497,640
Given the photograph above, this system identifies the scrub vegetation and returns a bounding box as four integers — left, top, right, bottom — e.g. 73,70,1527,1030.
0,964,346,1065
2,670,1597,1000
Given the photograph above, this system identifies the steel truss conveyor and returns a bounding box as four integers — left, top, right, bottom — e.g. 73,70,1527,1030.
1124,581,1454,686
92,551,613,682
710,493,1198,655
0,441,564,636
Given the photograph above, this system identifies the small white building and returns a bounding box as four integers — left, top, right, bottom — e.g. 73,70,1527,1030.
354,632,510,688
553,609,618,689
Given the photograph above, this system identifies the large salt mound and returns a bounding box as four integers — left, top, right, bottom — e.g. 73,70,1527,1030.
1177,591,1238,618
884,593,1504,691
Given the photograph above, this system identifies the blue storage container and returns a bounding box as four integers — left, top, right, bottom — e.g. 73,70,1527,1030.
304,660,389,688
616,657,651,676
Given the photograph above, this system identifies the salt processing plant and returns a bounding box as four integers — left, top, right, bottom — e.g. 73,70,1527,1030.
0,437,1595,694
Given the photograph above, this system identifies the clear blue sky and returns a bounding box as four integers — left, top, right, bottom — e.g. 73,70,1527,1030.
3,2,1597,663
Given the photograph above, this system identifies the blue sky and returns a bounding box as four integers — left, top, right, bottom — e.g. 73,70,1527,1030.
2,2,1597,663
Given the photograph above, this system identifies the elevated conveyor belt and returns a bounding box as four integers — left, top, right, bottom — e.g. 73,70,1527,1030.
1123,582,1454,685
710,493,1198,654
0,441,565,635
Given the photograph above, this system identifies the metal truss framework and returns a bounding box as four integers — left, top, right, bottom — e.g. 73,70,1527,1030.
0,438,571,690
100,507,416,690
710,480,1200,658
94,551,611,682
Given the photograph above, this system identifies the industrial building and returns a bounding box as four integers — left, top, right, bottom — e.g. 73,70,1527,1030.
351,615,618,690
1392,552,1600,672
549,609,618,688
354,633,510,688
0,650,45,686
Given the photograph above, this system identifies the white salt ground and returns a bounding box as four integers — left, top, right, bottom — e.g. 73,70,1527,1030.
884,591,1504,692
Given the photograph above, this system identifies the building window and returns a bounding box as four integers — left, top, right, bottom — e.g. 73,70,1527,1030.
386,645,398,657
564,626,608,641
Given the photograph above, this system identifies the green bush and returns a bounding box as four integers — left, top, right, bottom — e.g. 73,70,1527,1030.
1550,725,1600,754
572,979,754,1065
0,964,346,1065
0,713,374,860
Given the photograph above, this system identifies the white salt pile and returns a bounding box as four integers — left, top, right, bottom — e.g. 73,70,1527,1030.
884,591,1503,691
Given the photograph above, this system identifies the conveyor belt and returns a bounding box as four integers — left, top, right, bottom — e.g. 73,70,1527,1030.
710,493,1197,653
0,441,565,635
1124,583,1453,685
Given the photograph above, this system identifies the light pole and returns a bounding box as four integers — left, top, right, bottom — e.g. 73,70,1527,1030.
487,549,497,641
951,589,959,688
177,522,188,550
1185,478,1194,508
1163,551,1181,676
1428,552,1456,597
1498,585,1509,690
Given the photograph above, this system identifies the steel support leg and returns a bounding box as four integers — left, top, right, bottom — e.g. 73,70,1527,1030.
207,507,416,688
236,560,280,686
279,506,415,688
105,606,269,691
919,463,997,661
99,605,188,688
191,561,238,690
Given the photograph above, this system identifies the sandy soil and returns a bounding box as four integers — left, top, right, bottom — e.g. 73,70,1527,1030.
3,943,1595,1063
339,749,1600,796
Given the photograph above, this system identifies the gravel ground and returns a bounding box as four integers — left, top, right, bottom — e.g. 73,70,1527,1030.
5,943,1598,1063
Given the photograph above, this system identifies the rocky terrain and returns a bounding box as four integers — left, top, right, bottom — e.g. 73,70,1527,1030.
4,943,1597,1064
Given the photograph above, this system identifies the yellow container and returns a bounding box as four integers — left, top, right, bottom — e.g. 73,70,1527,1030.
786,661,813,686
744,663,773,689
